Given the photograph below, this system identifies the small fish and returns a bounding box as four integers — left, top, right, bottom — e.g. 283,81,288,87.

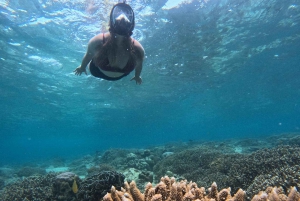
72,179,78,194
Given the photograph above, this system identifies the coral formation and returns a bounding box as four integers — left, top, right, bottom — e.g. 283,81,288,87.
0,177,5,189
130,181,144,201
102,177,300,201
77,170,125,201
16,166,46,177
153,146,300,199
52,172,80,201
0,170,124,201
0,173,57,200
87,164,116,176
1,133,300,201
0,170,299,201
99,149,159,172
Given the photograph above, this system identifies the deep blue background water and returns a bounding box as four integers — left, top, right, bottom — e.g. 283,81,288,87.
0,0,299,165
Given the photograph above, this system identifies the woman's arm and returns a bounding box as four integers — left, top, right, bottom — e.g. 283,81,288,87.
131,41,145,84
74,34,104,75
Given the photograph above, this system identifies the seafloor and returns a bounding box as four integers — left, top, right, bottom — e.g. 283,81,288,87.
0,132,299,201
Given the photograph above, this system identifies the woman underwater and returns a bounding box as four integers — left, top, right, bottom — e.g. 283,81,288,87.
74,2,145,85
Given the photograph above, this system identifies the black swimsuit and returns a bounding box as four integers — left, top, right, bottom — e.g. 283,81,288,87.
89,34,135,81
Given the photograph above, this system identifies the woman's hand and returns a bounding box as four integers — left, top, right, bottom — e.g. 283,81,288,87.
73,66,87,76
130,76,142,85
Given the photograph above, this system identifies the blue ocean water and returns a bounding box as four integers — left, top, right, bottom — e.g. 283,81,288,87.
0,0,299,165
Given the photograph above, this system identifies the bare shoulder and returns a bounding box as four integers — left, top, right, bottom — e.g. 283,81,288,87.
132,39,145,58
88,32,109,49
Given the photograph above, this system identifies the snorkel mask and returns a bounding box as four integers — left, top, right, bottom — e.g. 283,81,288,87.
109,1,135,36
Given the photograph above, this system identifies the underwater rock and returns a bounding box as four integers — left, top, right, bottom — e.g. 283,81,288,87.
77,170,125,201
274,133,300,146
45,166,69,173
55,172,77,180
50,157,66,167
138,171,153,183
123,168,152,189
87,164,116,177
154,145,300,198
87,166,100,176
16,166,46,177
124,168,141,182
0,177,5,189
96,148,162,174
100,149,131,170
0,167,14,177
162,152,174,158
99,149,160,171
127,153,138,161
52,172,80,201
141,149,151,157
0,173,57,200
99,163,116,172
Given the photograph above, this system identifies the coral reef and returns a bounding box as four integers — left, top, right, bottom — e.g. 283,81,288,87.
101,177,300,201
0,173,57,200
16,166,46,177
87,163,116,176
99,149,158,171
153,147,227,186
0,170,124,201
153,145,300,199
1,172,299,201
0,177,5,189
52,172,80,201
1,133,300,201
246,165,300,199
77,171,125,201
122,167,154,189
96,148,162,187
0,172,80,201
268,133,300,147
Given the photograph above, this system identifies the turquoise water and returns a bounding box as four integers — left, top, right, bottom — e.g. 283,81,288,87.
0,0,299,164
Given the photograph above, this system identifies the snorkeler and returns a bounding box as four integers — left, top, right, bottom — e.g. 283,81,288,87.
74,1,145,85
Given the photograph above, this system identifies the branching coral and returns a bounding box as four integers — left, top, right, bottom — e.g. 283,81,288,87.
102,177,300,201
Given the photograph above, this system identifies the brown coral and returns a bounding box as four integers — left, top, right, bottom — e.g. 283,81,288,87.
111,186,122,201
231,189,245,201
286,187,300,201
130,181,144,201
105,178,300,201
152,194,163,201
183,190,195,201
123,193,135,201
170,182,178,201
194,187,206,200
219,188,231,201
104,193,114,201
155,181,168,201
145,182,154,201
268,187,280,201
124,181,131,193
208,182,219,201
